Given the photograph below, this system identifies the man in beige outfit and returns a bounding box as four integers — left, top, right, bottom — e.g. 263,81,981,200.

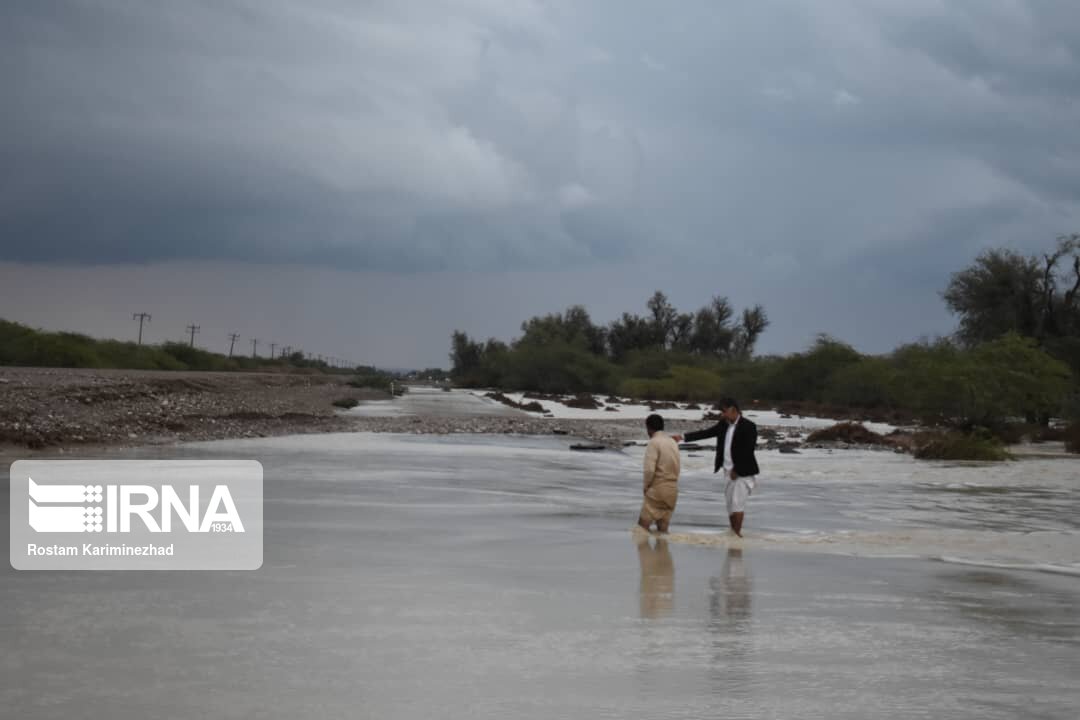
638,413,681,534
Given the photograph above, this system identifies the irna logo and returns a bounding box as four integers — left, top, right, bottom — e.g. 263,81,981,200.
27,477,245,534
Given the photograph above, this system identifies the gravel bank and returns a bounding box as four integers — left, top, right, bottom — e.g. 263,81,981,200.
344,414,899,453
346,414,652,446
0,367,385,451
0,369,908,455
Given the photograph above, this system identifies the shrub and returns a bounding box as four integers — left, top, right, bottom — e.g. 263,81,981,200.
822,358,898,408
617,365,724,402
912,432,1012,461
501,340,619,394
564,394,600,409
348,374,393,391
332,398,360,409
1065,425,1080,453
806,422,886,444
161,342,233,371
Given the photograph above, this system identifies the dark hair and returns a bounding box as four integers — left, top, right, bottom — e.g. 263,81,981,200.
645,413,664,432
719,397,740,411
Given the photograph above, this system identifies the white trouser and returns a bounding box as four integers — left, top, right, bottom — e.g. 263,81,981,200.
724,475,756,514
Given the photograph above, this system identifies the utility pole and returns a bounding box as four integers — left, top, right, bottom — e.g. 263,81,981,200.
186,324,200,347
227,332,240,358
251,338,259,359
269,342,277,360
132,312,151,345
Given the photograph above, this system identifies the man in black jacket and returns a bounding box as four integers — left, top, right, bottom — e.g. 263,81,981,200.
673,398,759,537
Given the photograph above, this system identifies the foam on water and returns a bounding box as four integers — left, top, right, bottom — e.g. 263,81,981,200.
640,525,1080,577
191,430,1080,577
496,391,901,433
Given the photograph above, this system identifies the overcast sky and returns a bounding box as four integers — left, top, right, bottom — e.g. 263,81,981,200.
3,0,1079,368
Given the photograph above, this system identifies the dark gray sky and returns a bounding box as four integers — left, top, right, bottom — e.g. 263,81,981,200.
2,1,1079,368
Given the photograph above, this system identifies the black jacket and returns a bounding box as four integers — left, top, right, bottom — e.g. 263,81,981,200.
684,416,759,477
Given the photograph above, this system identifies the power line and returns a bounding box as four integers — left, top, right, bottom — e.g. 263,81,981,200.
186,324,200,347
227,332,240,358
251,338,259,359
269,342,277,360
132,312,151,345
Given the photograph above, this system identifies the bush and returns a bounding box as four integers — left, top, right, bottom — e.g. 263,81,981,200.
348,374,393,391
806,422,886,444
160,342,233,371
822,358,898,408
1065,425,1080,453
621,348,673,380
564,393,600,409
501,340,619,394
767,336,862,402
993,423,1071,445
617,365,724,402
912,432,1012,461
332,398,360,409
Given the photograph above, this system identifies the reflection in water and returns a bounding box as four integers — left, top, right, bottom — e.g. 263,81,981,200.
708,548,755,696
637,536,675,618
711,548,752,624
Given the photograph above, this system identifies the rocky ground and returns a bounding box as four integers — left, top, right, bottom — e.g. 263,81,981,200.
346,412,907,453
0,367,385,451
348,414,653,446
0,368,913,455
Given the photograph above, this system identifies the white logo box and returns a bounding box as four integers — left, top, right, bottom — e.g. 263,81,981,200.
10,460,263,570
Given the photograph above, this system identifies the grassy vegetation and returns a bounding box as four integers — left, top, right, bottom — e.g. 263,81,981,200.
451,315,1075,461
0,318,354,374
452,331,1072,429
347,373,394,391
912,432,1013,462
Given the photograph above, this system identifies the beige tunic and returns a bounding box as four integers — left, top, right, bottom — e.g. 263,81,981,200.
640,431,681,523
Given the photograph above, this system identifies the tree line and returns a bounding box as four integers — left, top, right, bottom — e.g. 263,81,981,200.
450,292,769,392
450,236,1080,439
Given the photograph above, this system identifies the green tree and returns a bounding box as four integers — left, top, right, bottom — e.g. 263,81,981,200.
450,331,483,380
688,296,736,357
502,339,616,394
732,305,770,360
823,356,897,408
943,248,1042,345
894,334,1070,428
519,306,606,356
607,312,659,361
944,236,1080,346
968,333,1072,425
769,335,862,402
646,291,678,348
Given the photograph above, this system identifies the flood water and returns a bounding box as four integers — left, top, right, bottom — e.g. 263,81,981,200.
3,390,1079,719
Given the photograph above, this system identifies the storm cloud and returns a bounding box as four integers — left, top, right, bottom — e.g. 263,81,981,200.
2,1,1079,365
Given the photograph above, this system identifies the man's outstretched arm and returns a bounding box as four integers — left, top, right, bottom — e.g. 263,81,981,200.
675,422,724,443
